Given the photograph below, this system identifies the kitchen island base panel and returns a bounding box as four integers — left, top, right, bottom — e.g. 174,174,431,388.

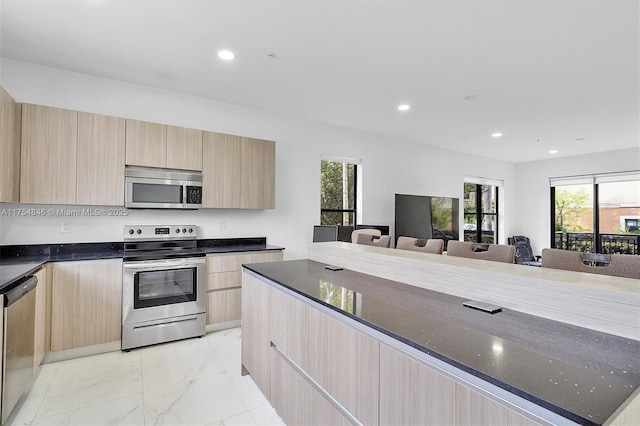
241,269,578,426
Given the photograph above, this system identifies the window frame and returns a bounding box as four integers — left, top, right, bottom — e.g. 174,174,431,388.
549,171,640,254
320,156,360,227
464,183,499,244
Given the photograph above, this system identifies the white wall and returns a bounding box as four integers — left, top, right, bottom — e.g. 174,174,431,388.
513,147,640,255
0,58,517,259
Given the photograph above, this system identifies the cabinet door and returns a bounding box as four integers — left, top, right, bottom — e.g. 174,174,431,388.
379,344,540,425
125,119,166,168
77,112,125,205
202,131,241,208
270,286,306,367
206,288,241,324
240,138,275,209
241,272,272,399
20,104,78,204
271,350,351,426
34,265,49,372
50,260,122,352
166,125,202,171
305,308,379,425
0,86,20,203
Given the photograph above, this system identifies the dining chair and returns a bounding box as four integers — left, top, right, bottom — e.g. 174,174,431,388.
541,248,640,279
446,240,515,263
396,236,444,254
356,233,391,248
351,228,381,243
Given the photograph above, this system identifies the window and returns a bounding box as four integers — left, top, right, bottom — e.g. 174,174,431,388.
320,157,359,226
464,183,499,244
550,172,640,254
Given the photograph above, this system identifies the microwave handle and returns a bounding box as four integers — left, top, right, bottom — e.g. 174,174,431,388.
182,182,187,208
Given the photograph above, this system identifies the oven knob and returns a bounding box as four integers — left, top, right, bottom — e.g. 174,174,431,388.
175,228,180,233
188,228,193,233
182,228,187,233
136,229,142,235
128,229,134,235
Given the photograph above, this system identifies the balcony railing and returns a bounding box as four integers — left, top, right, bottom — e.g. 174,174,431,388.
554,232,639,255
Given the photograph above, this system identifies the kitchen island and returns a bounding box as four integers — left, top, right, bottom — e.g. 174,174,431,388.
241,244,639,426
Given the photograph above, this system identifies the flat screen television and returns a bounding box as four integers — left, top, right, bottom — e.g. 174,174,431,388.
395,194,459,249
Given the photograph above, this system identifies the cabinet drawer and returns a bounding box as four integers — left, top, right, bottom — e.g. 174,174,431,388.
206,251,282,273
206,288,241,325
206,271,241,291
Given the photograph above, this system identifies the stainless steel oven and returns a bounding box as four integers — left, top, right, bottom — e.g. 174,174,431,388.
122,225,205,350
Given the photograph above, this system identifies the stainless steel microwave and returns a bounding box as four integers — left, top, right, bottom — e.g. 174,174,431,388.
125,166,203,209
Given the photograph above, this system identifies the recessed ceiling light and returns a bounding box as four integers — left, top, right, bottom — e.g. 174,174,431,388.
218,50,235,60
491,132,502,138
549,150,558,154
397,104,410,111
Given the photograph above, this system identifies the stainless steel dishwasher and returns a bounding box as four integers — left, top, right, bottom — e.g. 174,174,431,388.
1,275,37,424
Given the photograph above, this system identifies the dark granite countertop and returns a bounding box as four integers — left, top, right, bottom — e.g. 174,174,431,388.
0,238,283,292
243,259,640,426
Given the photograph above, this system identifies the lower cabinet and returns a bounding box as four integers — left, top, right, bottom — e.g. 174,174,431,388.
50,259,122,352
205,250,282,327
243,271,378,425
243,272,545,426
241,273,273,400
379,344,540,426
270,352,351,426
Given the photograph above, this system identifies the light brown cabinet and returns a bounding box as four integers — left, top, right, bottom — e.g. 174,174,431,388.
77,112,125,205
20,104,78,204
241,272,273,400
50,259,122,352
20,105,125,206
240,137,275,209
33,264,50,372
305,307,379,425
379,344,540,425
242,273,546,426
243,272,377,425
14,101,272,207
0,86,21,202
202,132,241,208
205,250,282,327
166,125,202,171
202,132,275,209
125,119,166,168
126,120,202,171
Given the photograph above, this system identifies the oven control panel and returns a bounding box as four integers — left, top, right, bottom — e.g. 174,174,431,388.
124,225,197,240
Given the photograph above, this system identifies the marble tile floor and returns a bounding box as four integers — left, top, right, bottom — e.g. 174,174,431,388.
7,327,285,426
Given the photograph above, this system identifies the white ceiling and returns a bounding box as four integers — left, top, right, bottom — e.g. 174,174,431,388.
1,0,638,163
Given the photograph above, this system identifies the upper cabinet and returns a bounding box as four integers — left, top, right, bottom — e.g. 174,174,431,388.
77,112,125,206
202,132,275,209
125,119,202,171
125,119,166,168
241,137,275,209
20,104,125,206
11,98,272,208
202,132,241,208
0,86,21,203
20,104,78,205
166,125,202,171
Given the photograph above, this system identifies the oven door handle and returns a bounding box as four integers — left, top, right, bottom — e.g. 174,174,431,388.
123,258,205,270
